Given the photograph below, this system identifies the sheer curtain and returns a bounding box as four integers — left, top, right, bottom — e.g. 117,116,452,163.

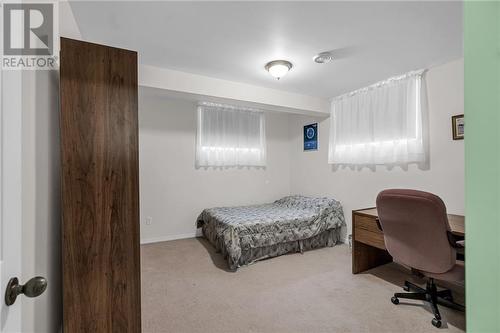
328,70,428,166
196,102,266,168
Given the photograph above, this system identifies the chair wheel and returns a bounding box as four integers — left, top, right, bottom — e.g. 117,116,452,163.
432,318,442,328
391,296,399,305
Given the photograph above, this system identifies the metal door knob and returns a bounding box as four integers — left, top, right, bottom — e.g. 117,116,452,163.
5,276,47,306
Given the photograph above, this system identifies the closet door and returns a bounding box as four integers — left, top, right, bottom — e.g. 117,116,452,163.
60,38,141,332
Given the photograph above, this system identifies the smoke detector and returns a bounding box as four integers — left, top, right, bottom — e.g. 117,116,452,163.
313,52,334,64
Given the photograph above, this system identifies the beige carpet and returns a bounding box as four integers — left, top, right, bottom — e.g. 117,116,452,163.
141,238,465,333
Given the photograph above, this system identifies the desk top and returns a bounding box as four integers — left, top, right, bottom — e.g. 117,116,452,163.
355,208,464,237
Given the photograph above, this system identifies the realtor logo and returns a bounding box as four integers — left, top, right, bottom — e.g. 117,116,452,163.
2,2,58,69
4,3,53,55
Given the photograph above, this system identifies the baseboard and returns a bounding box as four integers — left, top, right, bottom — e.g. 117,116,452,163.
140,231,201,245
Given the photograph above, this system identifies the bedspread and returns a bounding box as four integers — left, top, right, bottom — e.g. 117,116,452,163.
196,195,346,270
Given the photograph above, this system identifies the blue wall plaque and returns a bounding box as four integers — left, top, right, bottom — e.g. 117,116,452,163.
304,123,318,151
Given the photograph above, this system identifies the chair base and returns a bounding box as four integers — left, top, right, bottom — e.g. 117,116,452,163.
391,279,465,328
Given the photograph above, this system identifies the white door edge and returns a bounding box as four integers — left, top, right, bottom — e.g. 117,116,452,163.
0,60,23,333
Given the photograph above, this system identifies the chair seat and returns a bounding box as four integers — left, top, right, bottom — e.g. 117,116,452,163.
421,260,465,282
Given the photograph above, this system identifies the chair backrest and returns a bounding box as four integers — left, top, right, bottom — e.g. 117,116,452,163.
376,189,456,274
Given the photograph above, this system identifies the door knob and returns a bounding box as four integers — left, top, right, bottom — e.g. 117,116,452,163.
5,276,47,306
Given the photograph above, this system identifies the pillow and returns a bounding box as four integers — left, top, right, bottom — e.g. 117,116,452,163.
275,195,340,211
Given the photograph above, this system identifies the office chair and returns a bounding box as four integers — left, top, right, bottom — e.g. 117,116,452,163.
376,189,465,328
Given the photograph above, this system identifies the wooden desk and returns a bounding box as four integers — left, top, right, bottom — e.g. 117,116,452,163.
352,208,465,274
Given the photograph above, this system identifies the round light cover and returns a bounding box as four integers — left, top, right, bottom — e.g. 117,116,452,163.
265,60,292,80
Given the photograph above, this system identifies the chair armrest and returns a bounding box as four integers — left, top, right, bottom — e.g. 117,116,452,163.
447,231,464,249
456,240,465,261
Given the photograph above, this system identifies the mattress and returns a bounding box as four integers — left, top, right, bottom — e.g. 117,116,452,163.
196,195,346,270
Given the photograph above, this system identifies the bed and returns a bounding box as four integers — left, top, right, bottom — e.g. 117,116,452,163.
196,195,346,271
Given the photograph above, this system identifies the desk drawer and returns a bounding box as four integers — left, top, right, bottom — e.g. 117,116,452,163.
355,228,386,250
354,215,382,234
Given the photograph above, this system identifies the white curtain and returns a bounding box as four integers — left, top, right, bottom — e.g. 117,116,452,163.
196,102,266,168
328,70,428,166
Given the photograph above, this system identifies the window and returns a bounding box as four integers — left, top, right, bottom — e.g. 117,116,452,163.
196,102,266,168
328,70,427,166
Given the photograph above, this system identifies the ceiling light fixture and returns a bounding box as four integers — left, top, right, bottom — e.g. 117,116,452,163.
265,60,292,80
313,51,334,64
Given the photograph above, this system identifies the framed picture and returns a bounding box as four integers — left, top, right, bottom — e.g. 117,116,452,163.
304,123,318,151
452,114,464,140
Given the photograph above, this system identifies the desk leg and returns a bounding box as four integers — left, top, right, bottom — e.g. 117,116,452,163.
352,241,393,274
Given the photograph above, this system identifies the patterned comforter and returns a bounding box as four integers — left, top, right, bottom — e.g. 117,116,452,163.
197,195,346,270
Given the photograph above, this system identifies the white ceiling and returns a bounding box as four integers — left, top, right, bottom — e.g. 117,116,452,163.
69,1,462,99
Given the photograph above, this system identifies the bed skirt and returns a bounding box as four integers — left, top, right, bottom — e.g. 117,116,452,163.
201,223,343,271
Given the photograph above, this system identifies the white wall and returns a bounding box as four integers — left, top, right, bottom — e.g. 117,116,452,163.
139,59,464,243
139,95,292,243
288,59,465,237
139,65,330,116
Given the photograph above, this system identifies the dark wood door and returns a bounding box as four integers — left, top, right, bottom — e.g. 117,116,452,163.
60,38,141,332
